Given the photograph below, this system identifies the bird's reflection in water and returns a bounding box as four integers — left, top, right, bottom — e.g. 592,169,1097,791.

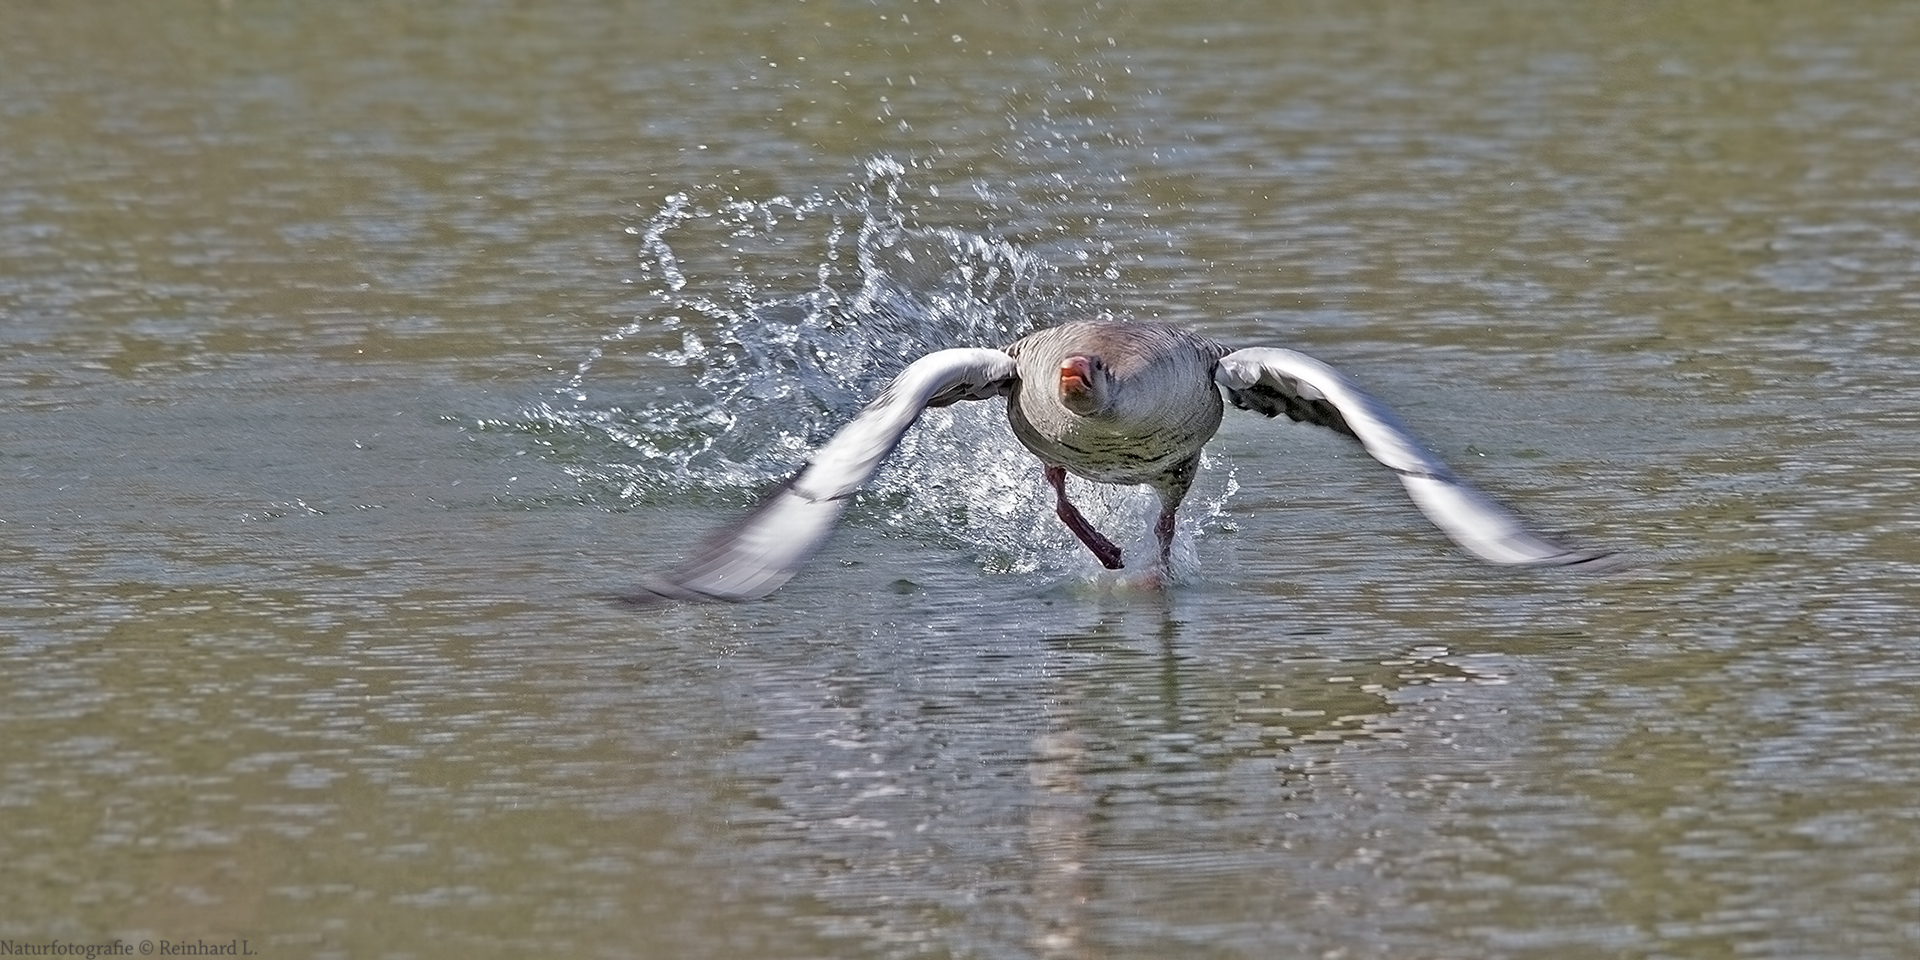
1024,596,1180,960
1028,723,1094,960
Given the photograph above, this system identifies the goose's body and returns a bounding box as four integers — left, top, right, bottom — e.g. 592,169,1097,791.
1009,322,1224,487
631,320,1605,603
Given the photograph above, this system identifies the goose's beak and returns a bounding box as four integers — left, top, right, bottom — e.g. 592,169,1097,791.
1058,356,1104,415
1059,356,1095,399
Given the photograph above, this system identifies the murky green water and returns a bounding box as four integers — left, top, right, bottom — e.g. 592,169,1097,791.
6,2,1920,957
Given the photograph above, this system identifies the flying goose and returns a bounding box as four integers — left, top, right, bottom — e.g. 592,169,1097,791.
628,320,1605,602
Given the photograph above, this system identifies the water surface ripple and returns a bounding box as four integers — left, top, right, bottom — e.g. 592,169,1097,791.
3,3,1918,958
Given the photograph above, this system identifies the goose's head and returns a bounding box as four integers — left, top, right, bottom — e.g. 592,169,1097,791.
1057,355,1112,416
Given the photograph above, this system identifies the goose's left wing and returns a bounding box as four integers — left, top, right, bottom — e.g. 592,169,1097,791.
1215,347,1607,566
625,347,1019,604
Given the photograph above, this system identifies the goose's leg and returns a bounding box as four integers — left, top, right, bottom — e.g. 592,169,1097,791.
1154,508,1177,568
1045,465,1125,569
1147,457,1199,576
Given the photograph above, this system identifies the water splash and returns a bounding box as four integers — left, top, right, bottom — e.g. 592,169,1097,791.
516,156,1234,580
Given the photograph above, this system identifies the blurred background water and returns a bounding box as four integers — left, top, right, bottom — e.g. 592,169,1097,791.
4,2,1920,957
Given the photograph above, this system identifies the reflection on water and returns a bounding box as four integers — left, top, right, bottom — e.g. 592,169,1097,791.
4,1,1920,958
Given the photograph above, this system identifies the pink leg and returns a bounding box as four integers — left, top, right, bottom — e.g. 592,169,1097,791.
1046,465,1124,569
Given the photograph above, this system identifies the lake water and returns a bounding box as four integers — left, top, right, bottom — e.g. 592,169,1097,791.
5,2,1920,957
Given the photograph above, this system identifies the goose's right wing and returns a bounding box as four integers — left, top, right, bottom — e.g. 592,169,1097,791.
624,347,1019,604
1215,347,1607,567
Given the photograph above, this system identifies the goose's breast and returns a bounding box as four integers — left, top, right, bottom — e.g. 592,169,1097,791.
1007,383,1221,484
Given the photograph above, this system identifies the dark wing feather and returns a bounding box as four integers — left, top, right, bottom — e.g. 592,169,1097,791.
1221,371,1357,439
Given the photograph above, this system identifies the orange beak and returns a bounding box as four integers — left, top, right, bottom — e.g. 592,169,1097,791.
1059,357,1095,401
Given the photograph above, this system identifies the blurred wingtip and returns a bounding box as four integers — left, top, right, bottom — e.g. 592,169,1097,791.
604,576,748,609
1549,548,1635,574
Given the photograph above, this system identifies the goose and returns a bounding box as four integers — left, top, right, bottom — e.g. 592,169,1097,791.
627,319,1606,603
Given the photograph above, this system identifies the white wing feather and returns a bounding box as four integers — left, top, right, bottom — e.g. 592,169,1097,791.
628,348,1019,603
1215,348,1603,566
